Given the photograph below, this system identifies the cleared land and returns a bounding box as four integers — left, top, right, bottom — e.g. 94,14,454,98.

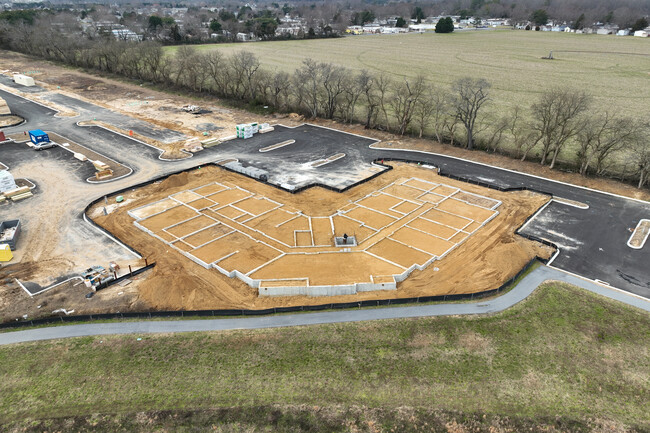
129,174,501,292
175,31,650,124
89,163,551,310
1,283,648,431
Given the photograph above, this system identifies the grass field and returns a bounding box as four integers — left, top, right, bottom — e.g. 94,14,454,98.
169,30,650,124
1,282,649,432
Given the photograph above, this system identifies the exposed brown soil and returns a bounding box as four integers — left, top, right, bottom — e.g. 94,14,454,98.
0,115,22,127
629,220,650,248
89,163,552,311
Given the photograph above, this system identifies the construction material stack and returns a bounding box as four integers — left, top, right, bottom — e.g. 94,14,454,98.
92,160,113,180
13,74,35,87
258,123,274,133
1,186,32,202
82,265,114,289
236,123,258,139
0,170,17,194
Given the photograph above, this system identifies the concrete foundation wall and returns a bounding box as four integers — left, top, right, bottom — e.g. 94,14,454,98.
259,280,396,297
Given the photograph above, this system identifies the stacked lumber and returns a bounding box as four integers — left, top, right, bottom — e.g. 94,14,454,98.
183,139,204,153
3,186,30,198
10,192,32,201
2,186,33,202
92,160,110,171
95,169,114,180
201,137,221,148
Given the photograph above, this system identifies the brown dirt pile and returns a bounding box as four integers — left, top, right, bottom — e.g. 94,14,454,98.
90,163,552,311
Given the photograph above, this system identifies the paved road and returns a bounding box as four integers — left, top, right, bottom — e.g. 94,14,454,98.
1,85,649,298
0,265,648,346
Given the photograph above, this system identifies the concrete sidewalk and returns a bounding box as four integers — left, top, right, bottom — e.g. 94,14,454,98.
1,266,648,346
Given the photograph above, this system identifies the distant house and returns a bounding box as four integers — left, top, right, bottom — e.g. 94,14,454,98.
409,23,437,32
362,24,381,34
596,28,614,35
236,32,254,41
617,29,631,36
275,25,303,36
112,29,141,41
634,30,649,37
380,27,408,34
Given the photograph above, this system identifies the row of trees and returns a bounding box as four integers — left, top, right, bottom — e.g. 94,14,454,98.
0,24,648,189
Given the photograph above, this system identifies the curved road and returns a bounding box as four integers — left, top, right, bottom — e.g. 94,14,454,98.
1,265,648,346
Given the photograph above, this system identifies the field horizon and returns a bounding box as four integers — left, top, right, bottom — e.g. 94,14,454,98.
169,30,650,123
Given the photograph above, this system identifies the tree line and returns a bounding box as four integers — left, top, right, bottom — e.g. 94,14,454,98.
0,26,648,189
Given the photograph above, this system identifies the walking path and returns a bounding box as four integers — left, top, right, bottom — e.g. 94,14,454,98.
1,266,648,346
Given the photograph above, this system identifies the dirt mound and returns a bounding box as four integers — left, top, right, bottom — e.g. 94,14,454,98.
158,171,190,190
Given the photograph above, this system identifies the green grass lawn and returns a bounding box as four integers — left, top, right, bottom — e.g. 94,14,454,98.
1,282,649,432
168,31,650,124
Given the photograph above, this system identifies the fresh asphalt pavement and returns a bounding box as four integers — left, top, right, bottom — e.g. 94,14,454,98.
0,265,648,346
1,85,648,299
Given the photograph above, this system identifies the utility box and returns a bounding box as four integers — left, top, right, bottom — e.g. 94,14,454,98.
28,129,49,145
13,74,35,87
0,219,21,250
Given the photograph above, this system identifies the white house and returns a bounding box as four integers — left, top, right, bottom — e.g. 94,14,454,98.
236,32,255,41
616,29,630,36
596,28,615,35
409,23,437,32
112,29,141,41
634,30,649,37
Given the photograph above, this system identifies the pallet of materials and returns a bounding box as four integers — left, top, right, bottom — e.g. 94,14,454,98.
2,186,30,198
201,137,221,148
92,160,110,171
95,169,114,180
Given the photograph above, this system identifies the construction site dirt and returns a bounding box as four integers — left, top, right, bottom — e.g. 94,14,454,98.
87,163,553,311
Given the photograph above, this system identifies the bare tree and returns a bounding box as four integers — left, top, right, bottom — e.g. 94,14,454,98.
172,45,197,87
357,70,378,128
339,73,362,123
376,74,392,130
531,87,591,169
138,41,165,82
576,113,640,176
390,75,425,136
429,90,454,144
483,113,511,153
270,71,292,111
509,107,540,161
413,84,437,138
294,59,321,118
203,50,228,96
452,77,491,150
631,138,650,189
229,51,260,100
320,63,347,119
